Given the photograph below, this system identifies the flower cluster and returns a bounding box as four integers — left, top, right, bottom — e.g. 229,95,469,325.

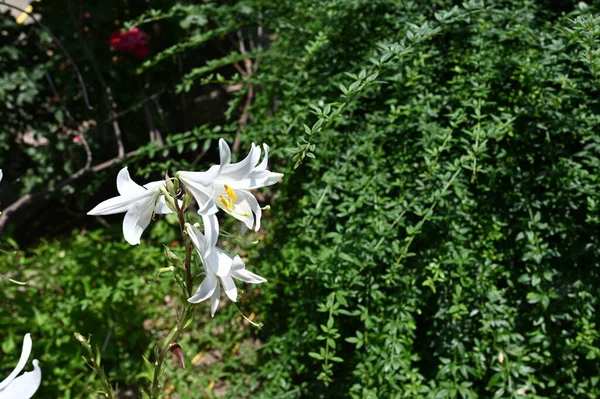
109,27,150,59
88,139,283,316
0,334,42,399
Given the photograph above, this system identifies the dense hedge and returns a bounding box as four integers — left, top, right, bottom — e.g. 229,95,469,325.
232,0,600,397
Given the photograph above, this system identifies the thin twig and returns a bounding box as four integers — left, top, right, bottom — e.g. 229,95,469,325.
71,7,125,159
106,90,165,123
45,72,75,123
0,150,138,234
142,86,164,146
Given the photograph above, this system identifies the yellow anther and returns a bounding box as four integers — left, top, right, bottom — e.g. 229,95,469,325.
152,212,157,221
224,185,237,202
219,195,234,211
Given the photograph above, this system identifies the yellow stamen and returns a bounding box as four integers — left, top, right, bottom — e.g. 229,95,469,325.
219,195,234,211
224,185,237,202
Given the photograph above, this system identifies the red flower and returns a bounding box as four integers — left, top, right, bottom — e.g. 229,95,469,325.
109,30,122,50
109,27,150,59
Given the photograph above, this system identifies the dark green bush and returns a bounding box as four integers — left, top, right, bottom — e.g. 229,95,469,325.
210,0,600,397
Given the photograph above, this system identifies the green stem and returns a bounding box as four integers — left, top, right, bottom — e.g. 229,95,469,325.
148,189,194,398
172,189,194,297
73,333,114,399
149,307,191,397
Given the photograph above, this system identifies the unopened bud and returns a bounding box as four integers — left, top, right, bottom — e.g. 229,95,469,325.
169,343,186,369
165,175,179,197
73,332,91,349
163,246,184,269
159,187,177,213
183,192,193,211
156,266,176,277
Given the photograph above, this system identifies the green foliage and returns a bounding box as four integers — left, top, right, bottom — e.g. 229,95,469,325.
204,0,599,397
0,229,168,397
0,221,265,397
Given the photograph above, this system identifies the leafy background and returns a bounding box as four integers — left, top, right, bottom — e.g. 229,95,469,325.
1,0,599,398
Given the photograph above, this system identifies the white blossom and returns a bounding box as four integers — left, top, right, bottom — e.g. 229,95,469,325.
88,167,172,245
0,334,42,399
185,223,266,316
178,139,283,231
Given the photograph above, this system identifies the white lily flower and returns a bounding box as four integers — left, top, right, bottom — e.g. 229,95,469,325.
88,167,172,245
177,139,283,232
0,334,42,399
185,223,266,316
0,169,3,183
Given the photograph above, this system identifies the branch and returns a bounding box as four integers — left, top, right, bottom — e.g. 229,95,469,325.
142,87,164,146
0,151,137,234
106,90,165,123
70,5,125,159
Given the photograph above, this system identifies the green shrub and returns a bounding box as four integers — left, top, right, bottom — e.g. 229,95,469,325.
193,0,599,397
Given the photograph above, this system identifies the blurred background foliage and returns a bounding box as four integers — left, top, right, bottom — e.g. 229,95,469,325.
1,0,600,398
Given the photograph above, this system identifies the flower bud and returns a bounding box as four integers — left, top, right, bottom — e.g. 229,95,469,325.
163,245,185,269
159,187,177,213
166,175,179,197
73,332,91,350
182,192,194,211
169,343,186,369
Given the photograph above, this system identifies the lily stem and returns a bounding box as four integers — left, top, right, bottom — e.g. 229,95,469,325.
173,188,194,297
74,332,115,399
148,306,191,398
148,187,194,398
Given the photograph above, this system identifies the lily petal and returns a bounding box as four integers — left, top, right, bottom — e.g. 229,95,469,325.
210,283,221,317
116,167,146,196
188,272,218,303
231,268,267,284
87,192,153,215
0,359,42,399
218,138,231,167
220,274,238,302
153,196,174,215
202,214,219,254
263,172,284,187
0,169,3,183
213,248,233,277
220,142,260,180
230,255,245,271
178,170,219,215
186,224,206,254
0,334,32,391
236,190,262,231
122,196,157,245
256,143,270,171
